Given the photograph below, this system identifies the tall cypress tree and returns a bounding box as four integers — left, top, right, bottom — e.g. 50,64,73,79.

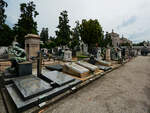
13,1,39,48
55,10,71,46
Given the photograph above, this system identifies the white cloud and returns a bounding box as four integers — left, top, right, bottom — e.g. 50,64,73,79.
5,0,150,42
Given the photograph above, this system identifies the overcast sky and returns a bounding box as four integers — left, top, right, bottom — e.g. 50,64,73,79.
5,0,150,43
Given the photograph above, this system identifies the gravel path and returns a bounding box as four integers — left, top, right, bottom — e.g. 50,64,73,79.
43,56,150,113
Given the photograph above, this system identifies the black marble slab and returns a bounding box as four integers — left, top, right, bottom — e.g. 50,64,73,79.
96,65,112,71
41,71,75,86
6,79,81,112
45,64,63,71
13,75,53,100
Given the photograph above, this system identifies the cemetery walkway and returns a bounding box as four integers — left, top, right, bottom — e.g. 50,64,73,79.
44,56,150,113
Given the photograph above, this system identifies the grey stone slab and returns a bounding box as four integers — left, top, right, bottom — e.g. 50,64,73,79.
6,79,81,112
45,64,63,71
41,71,75,86
96,65,112,71
13,75,53,100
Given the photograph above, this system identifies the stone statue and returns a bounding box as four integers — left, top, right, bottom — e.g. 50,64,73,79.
6,42,26,73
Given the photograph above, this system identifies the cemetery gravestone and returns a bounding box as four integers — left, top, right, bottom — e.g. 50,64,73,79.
64,50,72,61
106,48,111,61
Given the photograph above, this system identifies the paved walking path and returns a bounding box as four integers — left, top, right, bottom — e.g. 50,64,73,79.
44,56,150,113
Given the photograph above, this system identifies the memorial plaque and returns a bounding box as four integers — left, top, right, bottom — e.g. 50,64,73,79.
77,61,98,71
41,71,75,86
6,79,81,112
13,75,53,100
45,64,63,71
96,65,112,71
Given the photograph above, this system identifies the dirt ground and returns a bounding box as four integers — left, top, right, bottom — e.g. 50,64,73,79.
43,56,150,113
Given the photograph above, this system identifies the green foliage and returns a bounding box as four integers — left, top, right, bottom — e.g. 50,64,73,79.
77,55,88,58
55,10,71,46
13,1,39,48
79,19,103,52
120,42,131,46
101,32,112,47
40,28,49,44
0,24,14,46
47,41,56,49
70,21,80,49
0,0,8,25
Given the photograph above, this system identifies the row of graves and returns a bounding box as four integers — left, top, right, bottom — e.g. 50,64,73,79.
0,36,136,113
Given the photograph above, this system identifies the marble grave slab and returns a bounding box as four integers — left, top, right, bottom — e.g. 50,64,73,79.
77,61,98,71
6,79,81,112
96,65,112,71
13,75,53,100
45,64,63,71
41,71,75,86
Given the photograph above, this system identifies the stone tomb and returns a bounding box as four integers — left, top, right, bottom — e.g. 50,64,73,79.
77,61,98,71
96,65,112,71
13,75,53,100
63,63,89,78
45,64,63,71
76,61,103,75
6,79,81,112
96,59,112,66
41,71,75,86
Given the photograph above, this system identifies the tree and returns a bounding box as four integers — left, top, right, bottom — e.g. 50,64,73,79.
0,24,13,46
13,1,39,48
0,0,14,46
80,19,103,52
70,21,80,50
40,28,49,44
103,32,112,47
0,0,8,26
55,10,71,46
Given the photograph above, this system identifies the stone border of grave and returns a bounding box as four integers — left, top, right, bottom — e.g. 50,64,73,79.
0,57,133,113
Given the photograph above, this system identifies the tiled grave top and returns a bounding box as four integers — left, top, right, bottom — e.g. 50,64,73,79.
45,64,63,71
65,63,89,74
13,75,52,100
77,61,98,71
42,71,75,86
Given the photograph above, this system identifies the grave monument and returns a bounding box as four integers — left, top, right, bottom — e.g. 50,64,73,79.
25,34,40,60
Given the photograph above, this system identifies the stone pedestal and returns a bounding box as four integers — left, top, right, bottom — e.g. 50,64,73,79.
106,48,111,61
25,34,40,61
